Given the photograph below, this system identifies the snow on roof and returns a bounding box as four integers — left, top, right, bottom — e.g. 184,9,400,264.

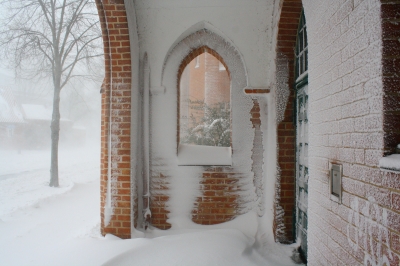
0,87,25,124
21,104,52,121
379,154,400,172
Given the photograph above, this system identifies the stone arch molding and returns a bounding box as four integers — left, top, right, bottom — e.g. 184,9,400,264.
159,24,255,171
161,23,248,91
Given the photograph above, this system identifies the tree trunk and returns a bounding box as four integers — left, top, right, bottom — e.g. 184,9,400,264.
49,85,61,187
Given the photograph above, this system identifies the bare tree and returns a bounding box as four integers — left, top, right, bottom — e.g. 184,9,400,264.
0,0,103,187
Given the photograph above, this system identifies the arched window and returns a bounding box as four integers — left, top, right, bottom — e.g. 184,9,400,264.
177,46,232,166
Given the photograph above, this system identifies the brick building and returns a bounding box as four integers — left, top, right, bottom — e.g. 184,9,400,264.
95,0,400,264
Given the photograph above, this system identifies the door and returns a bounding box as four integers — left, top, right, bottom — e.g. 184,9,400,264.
296,83,308,260
295,10,308,262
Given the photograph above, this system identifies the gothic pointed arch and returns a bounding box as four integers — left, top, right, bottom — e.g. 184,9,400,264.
161,28,248,91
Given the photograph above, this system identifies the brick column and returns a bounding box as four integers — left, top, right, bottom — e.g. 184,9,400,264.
96,0,132,239
275,0,302,242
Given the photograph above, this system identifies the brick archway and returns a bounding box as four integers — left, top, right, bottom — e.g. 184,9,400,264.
93,0,399,242
95,0,133,239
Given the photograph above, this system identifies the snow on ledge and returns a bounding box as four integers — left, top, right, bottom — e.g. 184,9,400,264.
178,144,232,166
379,154,400,172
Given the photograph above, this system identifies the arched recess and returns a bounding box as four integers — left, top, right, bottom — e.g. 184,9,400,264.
274,0,303,243
160,28,251,170
151,27,263,228
160,28,251,173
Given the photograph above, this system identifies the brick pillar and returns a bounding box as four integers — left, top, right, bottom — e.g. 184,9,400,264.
251,100,264,214
275,0,302,242
96,0,132,239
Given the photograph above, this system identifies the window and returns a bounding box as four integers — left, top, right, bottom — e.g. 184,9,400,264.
178,47,232,165
295,10,309,262
296,11,308,80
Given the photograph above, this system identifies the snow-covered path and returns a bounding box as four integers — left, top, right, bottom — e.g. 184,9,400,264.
0,147,300,266
0,146,106,265
0,147,100,216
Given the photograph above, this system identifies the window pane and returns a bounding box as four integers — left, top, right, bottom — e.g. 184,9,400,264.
296,12,308,79
180,51,231,147
299,30,303,52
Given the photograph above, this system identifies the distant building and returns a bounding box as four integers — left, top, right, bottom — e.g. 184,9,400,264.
0,87,25,149
21,104,74,148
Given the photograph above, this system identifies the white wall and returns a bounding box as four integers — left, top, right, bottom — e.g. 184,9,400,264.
303,0,388,265
130,0,279,239
133,0,275,89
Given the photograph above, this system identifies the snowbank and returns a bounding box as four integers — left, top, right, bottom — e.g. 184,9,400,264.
103,229,297,266
0,147,301,266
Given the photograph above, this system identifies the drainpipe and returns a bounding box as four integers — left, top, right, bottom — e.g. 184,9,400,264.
143,57,151,229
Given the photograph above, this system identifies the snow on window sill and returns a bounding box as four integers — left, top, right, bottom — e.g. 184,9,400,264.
177,144,232,166
379,154,400,173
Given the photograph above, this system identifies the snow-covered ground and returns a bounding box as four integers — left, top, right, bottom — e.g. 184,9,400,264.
0,146,300,266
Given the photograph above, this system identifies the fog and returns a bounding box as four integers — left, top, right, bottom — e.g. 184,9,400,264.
0,68,101,152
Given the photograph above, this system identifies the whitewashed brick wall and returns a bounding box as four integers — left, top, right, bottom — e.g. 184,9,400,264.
303,0,400,264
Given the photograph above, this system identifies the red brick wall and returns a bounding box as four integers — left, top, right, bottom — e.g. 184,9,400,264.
275,0,302,242
191,100,263,225
95,0,132,239
150,172,171,229
204,53,230,106
192,169,239,225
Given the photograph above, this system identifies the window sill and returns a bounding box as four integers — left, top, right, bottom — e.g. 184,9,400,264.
177,144,232,166
379,154,400,173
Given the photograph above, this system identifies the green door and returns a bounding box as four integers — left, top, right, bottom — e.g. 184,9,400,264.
296,82,308,260
295,10,308,262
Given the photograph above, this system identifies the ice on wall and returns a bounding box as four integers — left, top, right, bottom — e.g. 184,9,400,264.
302,0,392,264
272,51,290,242
347,196,393,265
105,81,132,226
273,165,287,243
275,52,290,124
143,23,292,261
104,116,121,227
132,1,292,257
252,116,265,216
154,29,260,226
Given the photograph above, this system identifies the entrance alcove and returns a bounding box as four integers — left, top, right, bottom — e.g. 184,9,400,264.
145,28,267,228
